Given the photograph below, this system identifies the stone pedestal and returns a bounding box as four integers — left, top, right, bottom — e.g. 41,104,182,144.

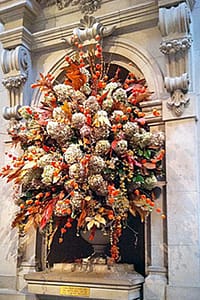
25,264,144,300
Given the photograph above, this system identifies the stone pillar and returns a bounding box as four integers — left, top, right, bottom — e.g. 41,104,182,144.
158,1,200,299
144,180,167,300
158,2,192,117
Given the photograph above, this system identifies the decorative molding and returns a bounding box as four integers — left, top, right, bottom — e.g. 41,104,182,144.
37,0,102,14
0,26,33,50
2,75,27,90
1,46,32,120
0,0,41,32
158,2,192,117
158,0,195,10
159,37,192,54
0,2,158,52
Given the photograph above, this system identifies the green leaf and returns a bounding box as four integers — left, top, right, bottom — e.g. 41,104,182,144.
144,149,151,159
138,149,143,156
133,174,145,183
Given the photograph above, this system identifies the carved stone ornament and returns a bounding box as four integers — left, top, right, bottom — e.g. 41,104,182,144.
71,15,115,44
3,105,22,121
160,37,192,54
2,75,27,90
63,15,115,47
158,2,192,117
167,89,190,117
37,0,102,14
159,2,191,37
165,73,190,116
1,46,31,120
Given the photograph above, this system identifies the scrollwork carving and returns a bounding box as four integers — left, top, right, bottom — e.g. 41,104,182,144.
72,15,115,44
167,89,190,117
37,0,102,14
165,74,190,116
1,46,32,120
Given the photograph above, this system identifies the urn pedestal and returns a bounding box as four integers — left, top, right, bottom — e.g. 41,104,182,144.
25,263,144,300
80,229,110,264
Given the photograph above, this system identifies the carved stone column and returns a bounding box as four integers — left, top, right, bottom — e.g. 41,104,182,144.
144,172,167,300
1,45,32,124
158,2,192,116
0,45,34,293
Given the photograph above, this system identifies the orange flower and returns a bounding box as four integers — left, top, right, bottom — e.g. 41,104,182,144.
108,197,115,205
137,112,145,118
126,107,132,113
121,115,128,121
153,109,160,117
117,123,122,129
134,189,140,196
141,194,146,201
70,191,75,197
65,208,72,215
65,222,72,228
108,213,114,220
112,189,120,196
61,228,67,234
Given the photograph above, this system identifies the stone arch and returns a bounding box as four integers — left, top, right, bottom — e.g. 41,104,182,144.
31,37,164,107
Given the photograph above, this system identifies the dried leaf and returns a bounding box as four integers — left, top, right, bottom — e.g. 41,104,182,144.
143,162,156,169
63,63,87,91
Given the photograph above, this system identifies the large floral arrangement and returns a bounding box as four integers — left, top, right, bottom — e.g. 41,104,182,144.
0,33,164,262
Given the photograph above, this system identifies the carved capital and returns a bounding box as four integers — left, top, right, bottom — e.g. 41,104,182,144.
160,37,192,54
2,74,27,90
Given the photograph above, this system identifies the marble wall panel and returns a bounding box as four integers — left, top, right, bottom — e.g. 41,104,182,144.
167,191,199,245
0,181,18,276
166,118,199,192
168,244,200,286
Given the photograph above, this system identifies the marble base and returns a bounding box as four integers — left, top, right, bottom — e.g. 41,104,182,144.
25,263,144,300
166,285,200,300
